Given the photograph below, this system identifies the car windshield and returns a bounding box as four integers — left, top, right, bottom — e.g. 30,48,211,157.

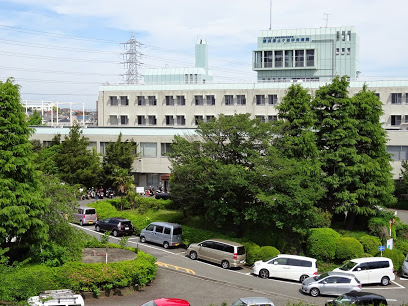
314,272,329,281
338,261,358,271
333,294,356,305
140,301,156,306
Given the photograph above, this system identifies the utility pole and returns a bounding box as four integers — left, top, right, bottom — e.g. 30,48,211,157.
323,13,331,28
121,33,143,84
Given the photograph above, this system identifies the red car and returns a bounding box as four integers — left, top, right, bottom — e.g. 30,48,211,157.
141,298,190,306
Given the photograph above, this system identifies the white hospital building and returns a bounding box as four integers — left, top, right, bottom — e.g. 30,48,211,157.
32,27,408,188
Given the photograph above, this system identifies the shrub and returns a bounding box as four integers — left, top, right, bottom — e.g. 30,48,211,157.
259,246,280,261
395,240,408,255
0,251,157,303
306,228,340,261
242,242,261,266
335,237,364,261
368,217,396,241
358,235,381,256
378,248,406,272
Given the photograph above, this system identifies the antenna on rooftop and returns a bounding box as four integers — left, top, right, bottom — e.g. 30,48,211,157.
269,0,272,30
323,13,331,28
121,33,143,84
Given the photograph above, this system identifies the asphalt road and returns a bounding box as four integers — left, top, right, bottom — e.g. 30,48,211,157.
73,224,408,306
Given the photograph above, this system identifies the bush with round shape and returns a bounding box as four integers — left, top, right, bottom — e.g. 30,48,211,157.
379,248,406,272
358,235,381,256
242,242,261,266
335,237,364,261
395,240,408,255
306,228,340,261
259,246,280,261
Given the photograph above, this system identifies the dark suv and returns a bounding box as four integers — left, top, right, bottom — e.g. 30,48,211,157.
326,291,387,306
95,218,134,237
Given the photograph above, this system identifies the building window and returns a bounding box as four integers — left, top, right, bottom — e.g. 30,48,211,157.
406,93,408,104
264,51,273,68
295,50,304,67
342,31,345,41
387,146,408,161
392,93,402,104
140,142,157,157
165,96,174,106
161,143,174,156
374,93,380,99
195,115,204,125
255,115,265,123
185,74,189,84
109,115,118,125
165,115,174,126
285,50,293,67
274,51,283,68
336,31,340,41
110,96,118,106
206,115,215,122
237,95,246,105
195,95,204,106
306,50,314,66
391,115,402,126
225,95,234,105
146,173,159,187
341,48,345,55
176,115,185,126
206,95,215,105
148,115,157,125
336,48,340,55
346,48,351,55
120,96,129,106
256,95,265,105
268,115,278,122
347,31,351,41
268,94,278,105
148,96,156,106
137,96,146,106
137,116,146,125
100,142,109,155
120,115,128,125
194,74,198,84
176,96,185,106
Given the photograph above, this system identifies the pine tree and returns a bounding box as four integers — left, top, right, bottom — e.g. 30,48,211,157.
0,78,48,257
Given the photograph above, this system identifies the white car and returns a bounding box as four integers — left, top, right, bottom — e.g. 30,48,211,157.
252,254,317,282
28,289,84,306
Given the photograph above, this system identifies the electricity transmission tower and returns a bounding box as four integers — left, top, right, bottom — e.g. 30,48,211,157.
121,33,143,84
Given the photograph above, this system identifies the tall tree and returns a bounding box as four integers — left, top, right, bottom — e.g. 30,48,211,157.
53,123,102,187
0,78,48,258
27,109,43,125
102,133,137,188
112,167,134,211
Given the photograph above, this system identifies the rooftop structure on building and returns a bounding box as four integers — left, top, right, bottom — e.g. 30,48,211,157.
144,39,213,85
253,26,359,82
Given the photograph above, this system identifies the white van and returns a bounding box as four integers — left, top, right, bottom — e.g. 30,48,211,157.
252,254,318,282
333,257,395,286
28,289,84,306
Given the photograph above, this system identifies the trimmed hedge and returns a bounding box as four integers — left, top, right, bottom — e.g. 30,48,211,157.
335,237,364,261
0,251,156,303
307,228,340,261
242,242,261,266
358,235,381,256
259,246,280,261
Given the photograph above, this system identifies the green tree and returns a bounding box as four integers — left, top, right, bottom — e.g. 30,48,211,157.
0,78,48,258
53,123,102,187
102,133,137,188
27,109,43,125
112,167,134,211
169,114,322,234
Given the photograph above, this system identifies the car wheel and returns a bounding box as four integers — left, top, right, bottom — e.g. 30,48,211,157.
113,230,118,237
189,251,197,260
140,236,146,243
221,260,230,269
163,241,169,249
310,288,320,297
300,275,309,283
259,269,269,279
381,276,390,286
79,220,83,226
95,225,100,232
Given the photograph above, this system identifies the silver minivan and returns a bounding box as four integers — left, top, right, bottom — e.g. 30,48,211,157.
140,222,183,249
187,238,246,269
73,206,97,226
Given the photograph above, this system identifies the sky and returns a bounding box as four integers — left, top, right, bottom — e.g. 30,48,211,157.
0,0,407,110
